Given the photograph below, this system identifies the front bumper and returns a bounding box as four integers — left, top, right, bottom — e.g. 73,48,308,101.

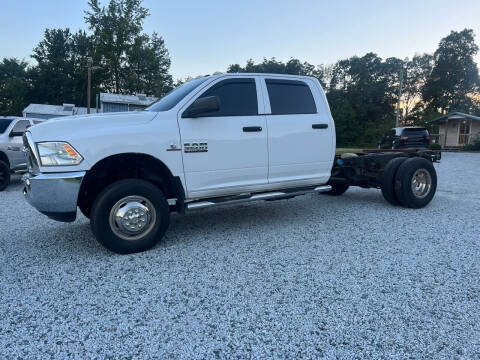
23,171,85,222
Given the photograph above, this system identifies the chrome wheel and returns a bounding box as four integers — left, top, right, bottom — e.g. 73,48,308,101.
109,195,157,241
411,168,432,199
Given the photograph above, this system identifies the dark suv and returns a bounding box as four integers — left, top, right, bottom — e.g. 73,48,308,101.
378,127,430,150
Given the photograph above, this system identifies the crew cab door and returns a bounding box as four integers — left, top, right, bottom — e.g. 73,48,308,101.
178,77,268,198
262,77,335,186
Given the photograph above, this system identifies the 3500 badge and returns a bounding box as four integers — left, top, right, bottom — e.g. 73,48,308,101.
184,142,208,153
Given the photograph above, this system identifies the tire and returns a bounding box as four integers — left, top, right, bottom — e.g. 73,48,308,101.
0,160,11,191
381,157,407,206
394,157,437,209
322,183,349,196
90,179,170,254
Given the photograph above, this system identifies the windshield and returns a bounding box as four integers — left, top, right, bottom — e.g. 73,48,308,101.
402,128,428,137
145,77,210,112
0,118,13,134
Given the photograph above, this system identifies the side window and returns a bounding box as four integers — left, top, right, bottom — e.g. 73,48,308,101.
11,120,30,135
196,78,258,117
266,79,317,115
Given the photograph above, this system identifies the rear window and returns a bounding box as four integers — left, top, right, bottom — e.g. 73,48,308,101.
402,128,428,137
0,119,13,133
266,79,317,115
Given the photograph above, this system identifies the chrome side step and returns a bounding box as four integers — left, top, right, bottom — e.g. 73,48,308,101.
186,185,332,210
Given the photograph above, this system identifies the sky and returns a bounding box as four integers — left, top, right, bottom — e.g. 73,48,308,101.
1,0,480,80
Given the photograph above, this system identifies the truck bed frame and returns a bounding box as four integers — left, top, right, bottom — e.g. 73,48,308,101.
329,149,441,189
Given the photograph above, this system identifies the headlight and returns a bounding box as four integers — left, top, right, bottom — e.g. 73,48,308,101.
36,142,83,166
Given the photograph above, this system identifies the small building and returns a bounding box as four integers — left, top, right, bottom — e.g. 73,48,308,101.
22,103,97,120
429,112,480,149
99,93,158,113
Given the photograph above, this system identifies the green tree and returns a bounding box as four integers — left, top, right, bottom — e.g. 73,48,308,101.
422,29,480,114
31,28,91,106
0,58,31,116
125,32,173,96
328,53,396,146
227,57,329,87
85,0,148,93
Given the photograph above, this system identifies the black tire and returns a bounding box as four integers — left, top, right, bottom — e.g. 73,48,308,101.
381,157,407,206
90,179,170,254
0,160,11,191
321,183,349,196
394,157,437,208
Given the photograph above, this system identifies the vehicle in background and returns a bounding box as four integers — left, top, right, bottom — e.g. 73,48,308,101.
378,127,430,150
0,117,43,191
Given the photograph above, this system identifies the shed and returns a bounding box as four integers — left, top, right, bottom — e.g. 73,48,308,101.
22,103,97,120
99,93,158,113
428,112,480,148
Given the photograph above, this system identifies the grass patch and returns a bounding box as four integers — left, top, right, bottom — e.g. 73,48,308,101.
336,148,364,154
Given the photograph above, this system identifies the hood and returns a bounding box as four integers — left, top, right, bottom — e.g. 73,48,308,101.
28,111,157,140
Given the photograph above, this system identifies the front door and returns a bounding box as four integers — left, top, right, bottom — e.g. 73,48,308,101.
262,77,335,186
459,120,471,145
179,77,268,198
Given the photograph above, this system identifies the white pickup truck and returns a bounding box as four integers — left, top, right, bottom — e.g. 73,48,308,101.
22,73,440,254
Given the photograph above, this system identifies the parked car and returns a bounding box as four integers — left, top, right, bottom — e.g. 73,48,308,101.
22,74,440,254
0,117,43,191
378,127,430,149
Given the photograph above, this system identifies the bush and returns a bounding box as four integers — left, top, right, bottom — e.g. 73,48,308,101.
462,138,480,151
429,143,442,150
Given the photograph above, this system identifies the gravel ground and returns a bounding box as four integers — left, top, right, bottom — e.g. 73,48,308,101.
1,152,479,359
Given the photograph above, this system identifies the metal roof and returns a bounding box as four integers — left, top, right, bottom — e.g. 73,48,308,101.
22,104,97,116
429,112,480,124
100,93,158,106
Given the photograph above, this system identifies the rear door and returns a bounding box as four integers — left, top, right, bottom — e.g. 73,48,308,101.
262,77,335,186
178,76,268,198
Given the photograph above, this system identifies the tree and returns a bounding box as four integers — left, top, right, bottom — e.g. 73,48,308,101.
0,58,31,116
397,54,433,125
422,29,480,114
85,0,172,97
227,57,329,87
125,32,173,96
31,28,91,106
328,53,396,146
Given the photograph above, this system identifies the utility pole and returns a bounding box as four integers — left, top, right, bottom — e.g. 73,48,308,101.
395,63,404,127
87,57,93,114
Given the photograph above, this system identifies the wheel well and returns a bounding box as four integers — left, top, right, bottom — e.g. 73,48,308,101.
0,151,9,167
78,153,182,217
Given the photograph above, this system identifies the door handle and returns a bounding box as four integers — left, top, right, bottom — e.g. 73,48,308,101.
243,126,262,132
312,123,328,129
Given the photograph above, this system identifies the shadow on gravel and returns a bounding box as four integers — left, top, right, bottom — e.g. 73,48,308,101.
23,188,402,257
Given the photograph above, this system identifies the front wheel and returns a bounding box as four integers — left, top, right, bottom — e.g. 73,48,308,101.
90,179,170,254
0,160,11,191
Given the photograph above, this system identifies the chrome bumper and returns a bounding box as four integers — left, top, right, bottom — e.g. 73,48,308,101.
23,171,85,222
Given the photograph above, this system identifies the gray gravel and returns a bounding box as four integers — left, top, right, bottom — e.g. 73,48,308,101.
1,152,479,359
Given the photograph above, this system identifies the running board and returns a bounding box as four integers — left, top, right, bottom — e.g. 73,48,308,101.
187,185,332,210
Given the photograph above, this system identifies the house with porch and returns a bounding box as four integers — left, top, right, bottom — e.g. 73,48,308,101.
429,112,480,149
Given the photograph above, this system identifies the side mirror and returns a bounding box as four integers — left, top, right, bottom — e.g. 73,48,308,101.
183,96,220,118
